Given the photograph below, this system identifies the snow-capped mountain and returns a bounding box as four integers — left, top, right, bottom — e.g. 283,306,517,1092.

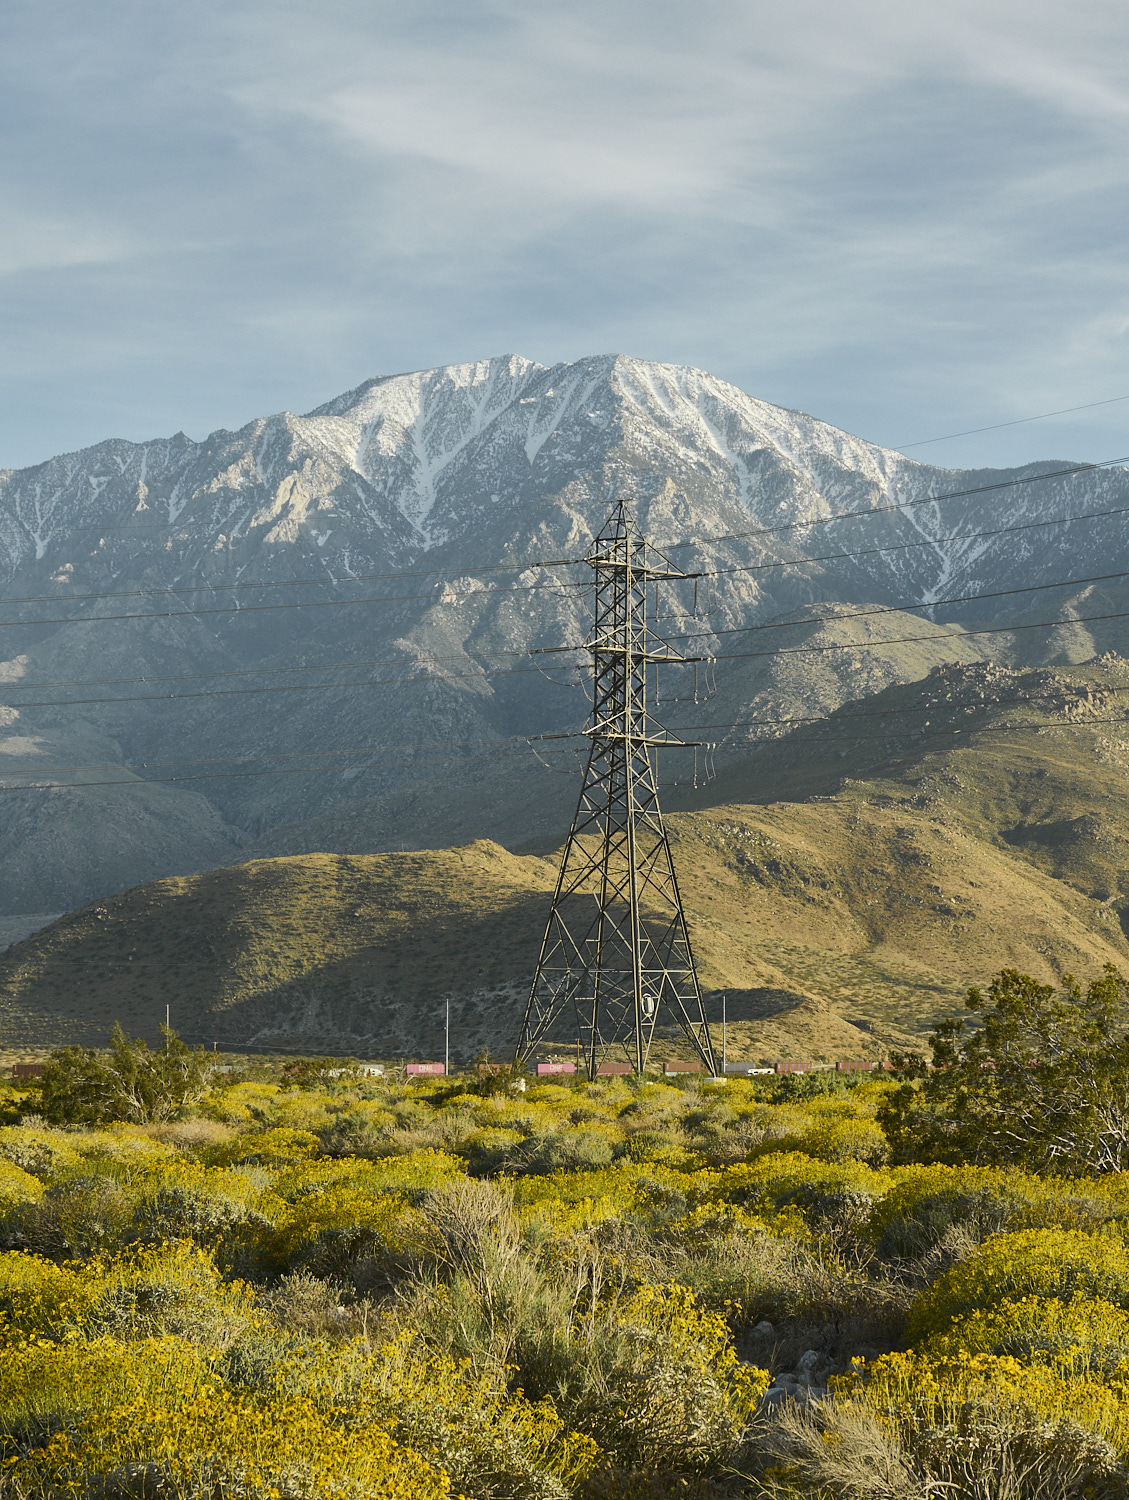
0,353,1125,914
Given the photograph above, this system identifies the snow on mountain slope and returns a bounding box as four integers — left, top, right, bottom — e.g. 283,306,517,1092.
0,353,1124,914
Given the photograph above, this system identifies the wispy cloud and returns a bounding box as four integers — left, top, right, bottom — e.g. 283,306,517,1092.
1,0,1127,469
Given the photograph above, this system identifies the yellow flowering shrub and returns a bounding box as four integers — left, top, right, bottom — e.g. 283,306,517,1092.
799,1117,890,1167
0,1126,81,1179
69,1127,179,1175
907,1228,1129,1342
690,1152,893,1235
851,1348,1129,1455
0,1251,108,1341
0,1335,448,1500
0,1157,44,1213
274,1185,426,1277
200,1080,283,1126
209,1126,322,1169
866,1163,1117,1261
288,1333,600,1497
89,1241,257,1346
583,1282,771,1470
923,1293,1129,1374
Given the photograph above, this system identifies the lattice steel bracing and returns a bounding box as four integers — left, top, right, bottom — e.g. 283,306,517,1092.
516,497,717,1080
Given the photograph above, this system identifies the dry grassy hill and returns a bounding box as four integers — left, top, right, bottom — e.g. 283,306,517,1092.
4,657,1129,1064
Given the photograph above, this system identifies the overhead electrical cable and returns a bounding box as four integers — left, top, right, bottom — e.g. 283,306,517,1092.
6,705,1129,793
893,394,1129,450
6,583,1129,710
667,454,1129,555
710,607,1129,665
0,745,537,791
0,660,585,711
0,556,1125,697
687,501,1129,584
658,568,1129,649
0,572,584,609
8,451,1128,609
6,495,1129,641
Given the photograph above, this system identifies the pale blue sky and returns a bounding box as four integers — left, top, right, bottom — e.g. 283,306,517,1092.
2,0,1128,472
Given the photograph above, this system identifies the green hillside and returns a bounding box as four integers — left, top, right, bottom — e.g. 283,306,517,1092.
3,656,1129,1064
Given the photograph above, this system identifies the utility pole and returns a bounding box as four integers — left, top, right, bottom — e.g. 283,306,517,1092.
516,495,717,1081
445,996,450,1077
722,992,726,1074
165,1004,170,1053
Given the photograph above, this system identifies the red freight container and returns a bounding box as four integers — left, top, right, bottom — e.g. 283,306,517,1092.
405,1062,445,1076
663,1060,701,1075
596,1063,632,1076
536,1062,576,1075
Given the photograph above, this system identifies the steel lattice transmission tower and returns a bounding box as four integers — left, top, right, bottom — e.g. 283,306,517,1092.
516,496,717,1080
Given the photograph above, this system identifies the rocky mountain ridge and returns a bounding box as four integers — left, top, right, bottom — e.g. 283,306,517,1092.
0,354,1125,913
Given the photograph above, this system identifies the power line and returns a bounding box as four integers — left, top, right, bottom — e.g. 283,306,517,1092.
661,567,1129,648
11,676,1127,778
893,394,1129,450
691,500,1129,583
667,454,1129,555
7,492,1129,654
0,659,584,711
0,567,584,610
0,555,1122,697
6,579,1129,711
0,579,586,632
676,712,1129,752
667,683,1129,737
710,606,1129,666
4,452,1127,622
0,744,536,792
5,702,1128,794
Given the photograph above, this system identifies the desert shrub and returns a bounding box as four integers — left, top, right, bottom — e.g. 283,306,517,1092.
0,1335,447,1500
200,1079,283,1125
535,1281,770,1474
89,1242,255,1348
762,1387,1128,1500
0,1158,44,1219
0,1251,107,1341
692,1152,892,1238
285,1333,598,1500
270,1148,464,1206
457,1125,526,1173
508,1128,617,1175
878,965,1129,1175
867,1165,1116,1265
69,1129,179,1175
274,1182,425,1282
801,1117,891,1168
924,1294,1129,1375
128,1163,282,1277
257,1270,352,1339
35,1027,211,1126
208,1126,322,1169
0,1126,81,1179
619,1129,684,1163
1,1171,137,1259
906,1228,1129,1343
